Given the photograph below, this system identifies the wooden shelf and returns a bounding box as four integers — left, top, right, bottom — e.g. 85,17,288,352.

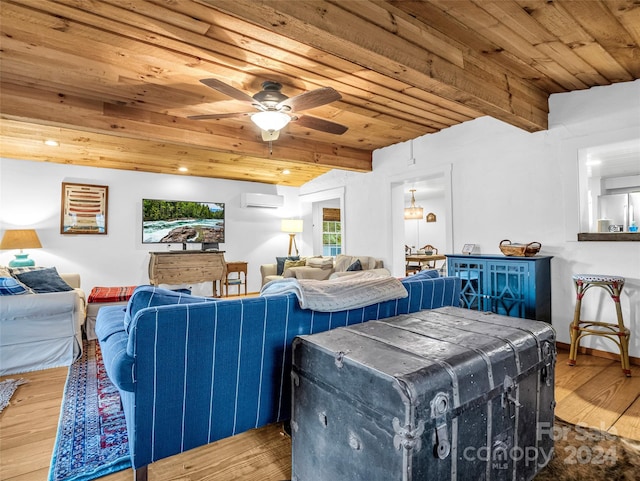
577,232,640,241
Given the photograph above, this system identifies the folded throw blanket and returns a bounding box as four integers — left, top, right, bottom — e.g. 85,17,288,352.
88,285,137,303
260,271,407,312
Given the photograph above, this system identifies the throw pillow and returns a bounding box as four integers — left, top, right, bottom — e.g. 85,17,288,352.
0,277,29,295
0,266,13,278
1,266,34,293
419,269,439,279
346,259,362,271
124,286,213,334
8,266,45,276
13,267,74,293
306,256,334,269
405,269,439,281
276,256,300,276
284,259,307,270
333,254,362,272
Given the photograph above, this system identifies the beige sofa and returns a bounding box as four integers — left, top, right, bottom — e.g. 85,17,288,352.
0,273,86,375
260,254,388,287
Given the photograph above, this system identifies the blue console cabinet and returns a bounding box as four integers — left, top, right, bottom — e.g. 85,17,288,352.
446,254,552,323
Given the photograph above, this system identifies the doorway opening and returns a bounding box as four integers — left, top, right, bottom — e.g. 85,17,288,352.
403,181,446,256
322,208,342,256
389,165,453,278
299,187,346,256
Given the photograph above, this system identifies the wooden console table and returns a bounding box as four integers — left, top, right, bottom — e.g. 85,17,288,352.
148,251,226,297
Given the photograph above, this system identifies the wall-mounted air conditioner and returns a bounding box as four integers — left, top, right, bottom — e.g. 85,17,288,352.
240,193,284,208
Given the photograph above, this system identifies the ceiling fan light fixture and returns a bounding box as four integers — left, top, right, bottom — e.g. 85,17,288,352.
251,111,291,132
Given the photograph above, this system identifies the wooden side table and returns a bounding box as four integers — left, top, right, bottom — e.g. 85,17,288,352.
224,261,248,296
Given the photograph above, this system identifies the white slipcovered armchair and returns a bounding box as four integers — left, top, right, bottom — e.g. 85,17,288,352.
0,273,86,375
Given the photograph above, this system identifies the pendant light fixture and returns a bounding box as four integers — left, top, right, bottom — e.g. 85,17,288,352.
404,189,424,220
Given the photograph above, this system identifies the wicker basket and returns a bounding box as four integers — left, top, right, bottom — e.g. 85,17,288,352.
499,239,542,257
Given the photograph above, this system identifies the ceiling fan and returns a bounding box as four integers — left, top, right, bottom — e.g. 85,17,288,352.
188,79,348,141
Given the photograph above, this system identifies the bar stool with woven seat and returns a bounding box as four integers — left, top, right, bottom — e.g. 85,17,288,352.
568,274,631,376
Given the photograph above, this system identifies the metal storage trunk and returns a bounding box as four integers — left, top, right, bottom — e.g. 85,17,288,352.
291,306,556,481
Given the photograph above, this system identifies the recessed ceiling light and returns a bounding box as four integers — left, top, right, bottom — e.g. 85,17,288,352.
282,169,291,175
44,139,59,147
178,167,188,172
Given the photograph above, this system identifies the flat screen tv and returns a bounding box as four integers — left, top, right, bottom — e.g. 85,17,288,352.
142,199,225,248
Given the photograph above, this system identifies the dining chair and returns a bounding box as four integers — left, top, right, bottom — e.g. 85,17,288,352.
405,245,421,276
419,244,439,269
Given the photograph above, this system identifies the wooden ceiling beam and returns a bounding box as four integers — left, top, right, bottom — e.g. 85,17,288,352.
207,0,550,132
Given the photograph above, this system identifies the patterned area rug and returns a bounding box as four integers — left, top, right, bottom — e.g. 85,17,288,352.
48,340,131,481
0,378,27,413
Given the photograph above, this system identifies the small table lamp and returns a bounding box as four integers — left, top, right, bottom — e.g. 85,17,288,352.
0,229,43,267
281,219,303,256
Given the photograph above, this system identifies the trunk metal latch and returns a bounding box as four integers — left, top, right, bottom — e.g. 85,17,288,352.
502,375,521,407
430,392,451,459
541,341,556,387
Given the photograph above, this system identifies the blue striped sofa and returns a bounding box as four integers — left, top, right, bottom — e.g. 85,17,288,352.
96,270,461,480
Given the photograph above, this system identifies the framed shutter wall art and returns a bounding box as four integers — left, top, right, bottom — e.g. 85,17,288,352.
60,182,109,234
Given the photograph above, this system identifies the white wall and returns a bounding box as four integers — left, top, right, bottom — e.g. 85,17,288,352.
302,79,640,358
0,160,301,294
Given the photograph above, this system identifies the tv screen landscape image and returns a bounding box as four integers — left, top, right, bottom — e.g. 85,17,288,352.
142,199,225,244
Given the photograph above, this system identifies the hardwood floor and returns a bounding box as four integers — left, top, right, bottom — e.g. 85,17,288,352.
555,349,640,440
1,347,638,481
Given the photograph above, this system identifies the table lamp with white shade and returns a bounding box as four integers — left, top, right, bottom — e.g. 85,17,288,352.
0,229,43,267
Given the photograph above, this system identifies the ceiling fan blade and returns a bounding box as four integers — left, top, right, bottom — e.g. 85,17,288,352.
188,112,252,120
199,78,258,105
294,115,348,135
278,87,341,112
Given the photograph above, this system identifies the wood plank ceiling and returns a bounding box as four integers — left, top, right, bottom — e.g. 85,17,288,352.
1,0,638,186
